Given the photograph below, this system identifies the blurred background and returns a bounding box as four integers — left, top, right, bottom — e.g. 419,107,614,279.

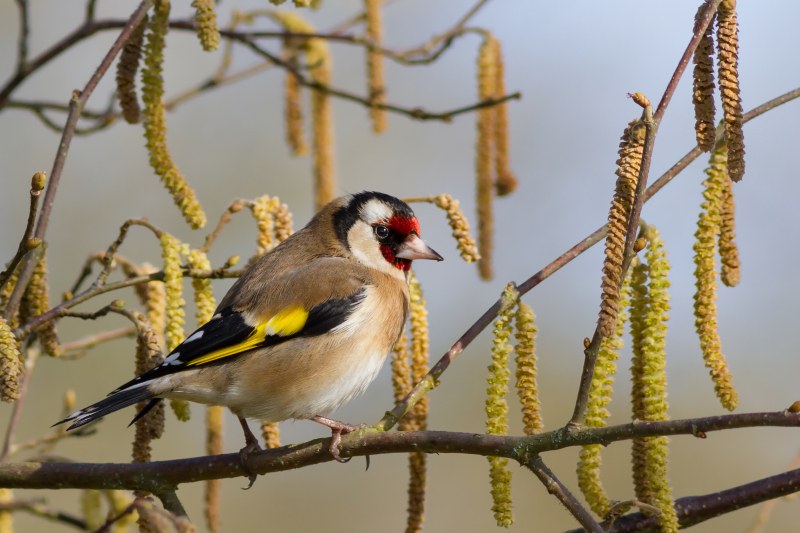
1,1,800,531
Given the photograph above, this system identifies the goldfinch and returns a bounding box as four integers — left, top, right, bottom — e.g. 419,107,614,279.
58,192,442,479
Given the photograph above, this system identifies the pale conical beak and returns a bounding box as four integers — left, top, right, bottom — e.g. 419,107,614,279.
395,234,443,261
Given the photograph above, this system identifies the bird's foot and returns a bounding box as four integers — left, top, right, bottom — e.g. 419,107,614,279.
238,417,263,489
311,415,369,467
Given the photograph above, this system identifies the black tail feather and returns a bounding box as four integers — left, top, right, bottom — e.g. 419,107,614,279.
54,384,155,430
127,398,163,427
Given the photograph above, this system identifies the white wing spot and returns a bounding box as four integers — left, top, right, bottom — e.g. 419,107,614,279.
185,330,204,343
164,351,182,365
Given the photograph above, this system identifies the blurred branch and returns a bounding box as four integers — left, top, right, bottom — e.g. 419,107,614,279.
0,174,43,294
14,0,30,72
0,498,86,530
0,346,39,462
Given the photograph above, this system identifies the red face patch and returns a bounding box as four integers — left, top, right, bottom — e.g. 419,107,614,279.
387,215,420,237
379,244,412,271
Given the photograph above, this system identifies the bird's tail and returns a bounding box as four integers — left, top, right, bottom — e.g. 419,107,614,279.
54,382,156,430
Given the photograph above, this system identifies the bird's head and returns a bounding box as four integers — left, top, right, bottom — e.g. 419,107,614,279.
333,192,443,277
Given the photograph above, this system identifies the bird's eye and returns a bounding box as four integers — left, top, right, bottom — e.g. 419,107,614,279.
374,225,390,241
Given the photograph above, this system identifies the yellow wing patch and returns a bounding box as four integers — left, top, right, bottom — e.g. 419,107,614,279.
186,306,309,367
265,306,309,336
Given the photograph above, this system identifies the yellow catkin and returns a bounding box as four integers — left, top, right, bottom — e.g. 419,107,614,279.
272,199,294,242
0,319,23,403
205,405,223,533
391,330,412,405
407,273,429,430
364,0,387,133
284,70,309,156
20,253,61,357
187,250,216,324
132,319,165,464
694,142,738,410
261,421,281,448
160,233,191,421
577,269,632,517
514,301,542,435
192,0,220,52
476,35,499,280
629,227,679,532
403,274,430,533
492,40,517,196
598,119,645,338
104,490,138,530
116,14,147,124
81,490,104,531
717,0,745,182
142,0,207,229
0,489,12,533
432,195,480,263
140,262,167,347
250,196,276,257
485,284,516,528
692,5,716,151
719,173,740,287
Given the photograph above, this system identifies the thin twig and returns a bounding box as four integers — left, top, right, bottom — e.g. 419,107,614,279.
0,346,39,462
0,174,43,294
525,455,603,532
59,326,136,358
156,490,188,519
14,0,29,72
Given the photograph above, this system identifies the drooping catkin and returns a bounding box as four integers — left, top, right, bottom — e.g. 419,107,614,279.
284,70,309,156
104,490,138,532
694,141,738,411
717,0,745,181
142,0,207,229
692,5,716,151
485,284,517,528
391,330,412,405
577,269,632,517
492,40,517,196
404,274,430,533
432,194,480,263
116,14,147,124
273,200,293,242
250,196,276,257
514,301,542,435
364,0,387,133
261,421,281,448
476,35,499,280
160,233,191,421
629,226,678,532
132,318,165,464
598,119,645,338
140,262,167,345
718,171,740,287
188,250,216,324
0,489,12,533
20,253,61,357
81,489,104,531
271,12,336,211
205,405,223,533
192,0,220,52
0,318,22,403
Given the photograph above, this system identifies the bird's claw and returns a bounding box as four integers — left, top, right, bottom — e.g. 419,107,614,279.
238,439,262,490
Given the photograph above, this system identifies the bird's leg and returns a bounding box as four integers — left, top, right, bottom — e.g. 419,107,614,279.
238,417,262,489
311,415,365,464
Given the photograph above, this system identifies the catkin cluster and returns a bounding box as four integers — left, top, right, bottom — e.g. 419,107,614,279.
142,0,207,229
116,15,147,124
577,268,632,517
432,195,480,263
271,11,336,211
475,33,517,280
598,120,645,338
629,226,679,532
693,142,738,411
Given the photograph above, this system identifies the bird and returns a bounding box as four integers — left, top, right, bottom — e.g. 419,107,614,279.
56,191,442,485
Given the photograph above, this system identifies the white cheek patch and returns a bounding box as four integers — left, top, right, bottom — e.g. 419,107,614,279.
359,198,392,225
